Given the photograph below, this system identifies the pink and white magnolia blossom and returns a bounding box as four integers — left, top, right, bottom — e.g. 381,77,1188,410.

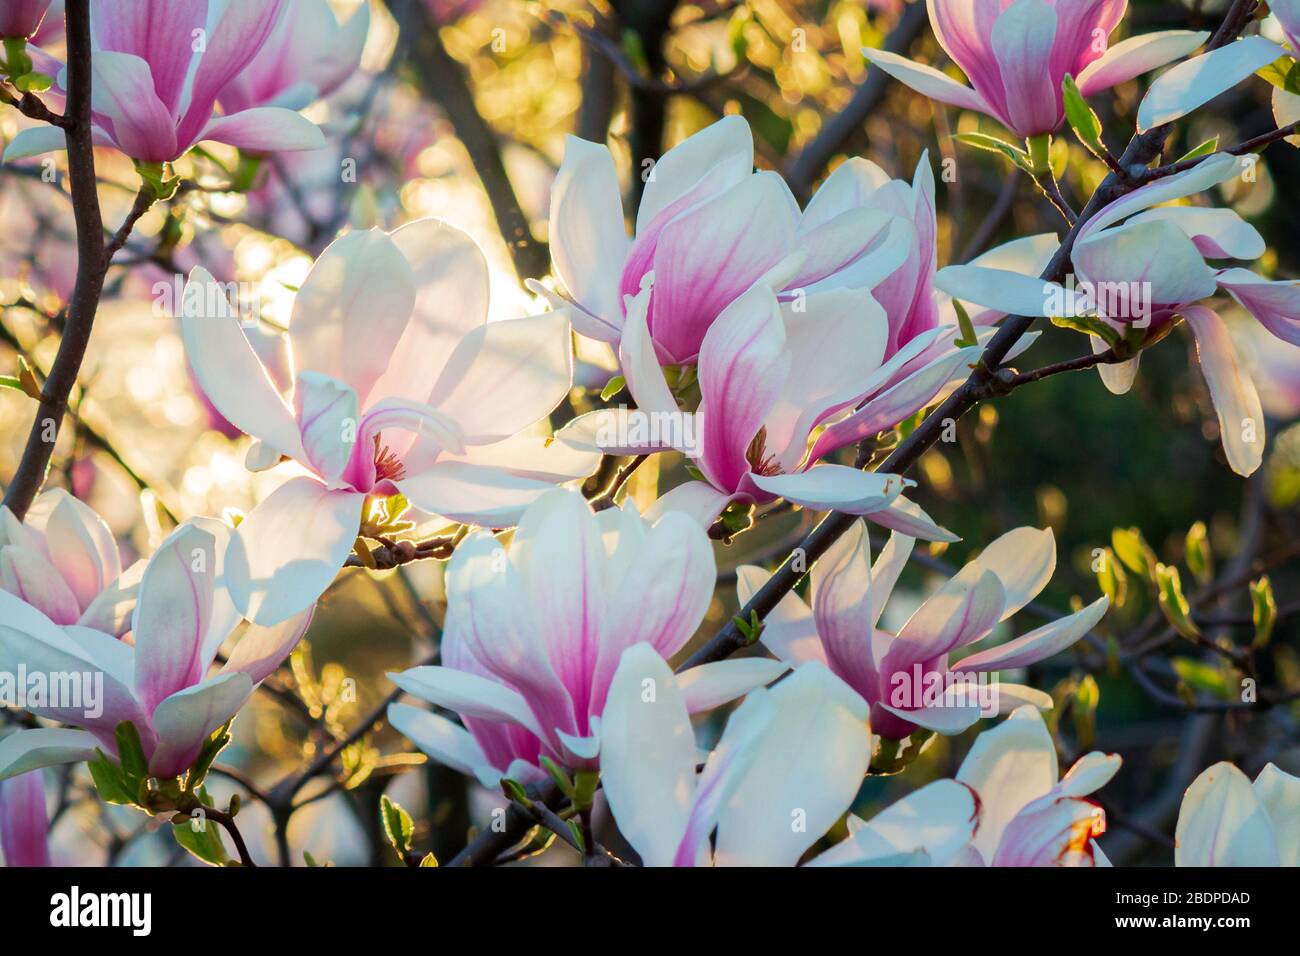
946,706,1119,866
0,770,49,866
864,0,1206,140
387,490,786,779
182,219,598,626
568,282,980,534
423,0,484,25
938,154,1300,476
1,488,140,636
0,0,51,39
543,115,911,365
217,0,369,114
738,519,1109,740
601,643,980,867
1175,761,1300,866
3,0,326,164
0,520,312,782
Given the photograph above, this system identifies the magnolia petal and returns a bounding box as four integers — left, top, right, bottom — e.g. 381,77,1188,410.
389,665,546,740
644,482,734,528
181,267,304,459
219,608,314,686
0,546,80,626
148,673,254,778
966,526,1056,622
387,702,500,789
861,47,990,114
2,125,68,162
1183,304,1265,476
598,645,697,866
1137,36,1284,131
225,478,364,626
289,229,417,398
427,312,573,443
1252,764,1300,867
397,461,563,527
1076,30,1209,97
735,565,827,667
957,596,1108,672
1217,268,1300,347
635,114,753,234
1059,751,1124,798
935,265,1067,318
294,371,360,487
811,779,978,867
1094,333,1141,394
1175,762,1280,866
713,663,873,867
132,524,217,715
200,106,325,153
811,519,877,691
989,0,1061,139
957,705,1059,861
618,285,680,419
866,496,959,544
27,489,121,614
1127,206,1264,261
0,729,99,782
879,699,983,735
550,136,628,324
751,466,908,515
676,658,789,714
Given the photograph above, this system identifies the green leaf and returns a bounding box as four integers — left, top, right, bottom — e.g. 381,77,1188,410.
954,132,1037,173
17,356,42,400
418,852,439,867
1061,75,1106,158
1156,563,1200,640
173,811,232,866
620,29,649,75
1050,313,1122,348
539,756,576,801
0,375,23,392
1072,674,1100,750
380,794,415,856
185,721,232,792
1250,576,1276,650
1112,527,1156,579
1257,56,1300,95
600,375,626,402
1175,137,1220,165
87,751,137,806
1185,521,1212,586
114,721,149,786
953,300,978,348
13,71,52,92
1096,546,1128,608
572,771,600,812
499,777,531,807
566,819,586,853
1171,657,1229,698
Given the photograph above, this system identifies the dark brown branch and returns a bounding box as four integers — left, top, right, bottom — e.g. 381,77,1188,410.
404,3,550,281
3,0,107,521
785,1,930,200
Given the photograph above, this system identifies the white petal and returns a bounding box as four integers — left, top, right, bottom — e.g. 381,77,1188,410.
735,565,827,666
148,673,254,778
957,596,1108,671
0,729,99,781
598,644,697,867
676,658,789,714
1138,37,1284,131
1183,304,1265,476
389,665,546,740
1175,762,1280,866
550,136,628,323
750,465,908,515
1252,763,1300,867
387,702,500,788
225,478,364,625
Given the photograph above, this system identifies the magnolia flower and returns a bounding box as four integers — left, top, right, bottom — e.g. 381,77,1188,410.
738,519,1109,740
569,282,979,533
182,219,597,625
0,770,49,866
938,154,1300,476
602,643,981,867
600,645,871,866
0,488,139,635
0,521,312,782
544,115,910,364
864,0,1206,140
948,705,1119,866
217,0,369,114
387,490,786,778
4,0,325,164
0,0,52,39
1175,762,1300,866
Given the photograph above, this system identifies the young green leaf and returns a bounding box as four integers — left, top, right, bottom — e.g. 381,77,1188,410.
380,794,415,856
1250,576,1276,650
1061,75,1107,158
954,131,1036,173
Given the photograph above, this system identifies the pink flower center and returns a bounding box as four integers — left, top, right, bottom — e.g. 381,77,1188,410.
372,433,406,483
746,427,783,477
